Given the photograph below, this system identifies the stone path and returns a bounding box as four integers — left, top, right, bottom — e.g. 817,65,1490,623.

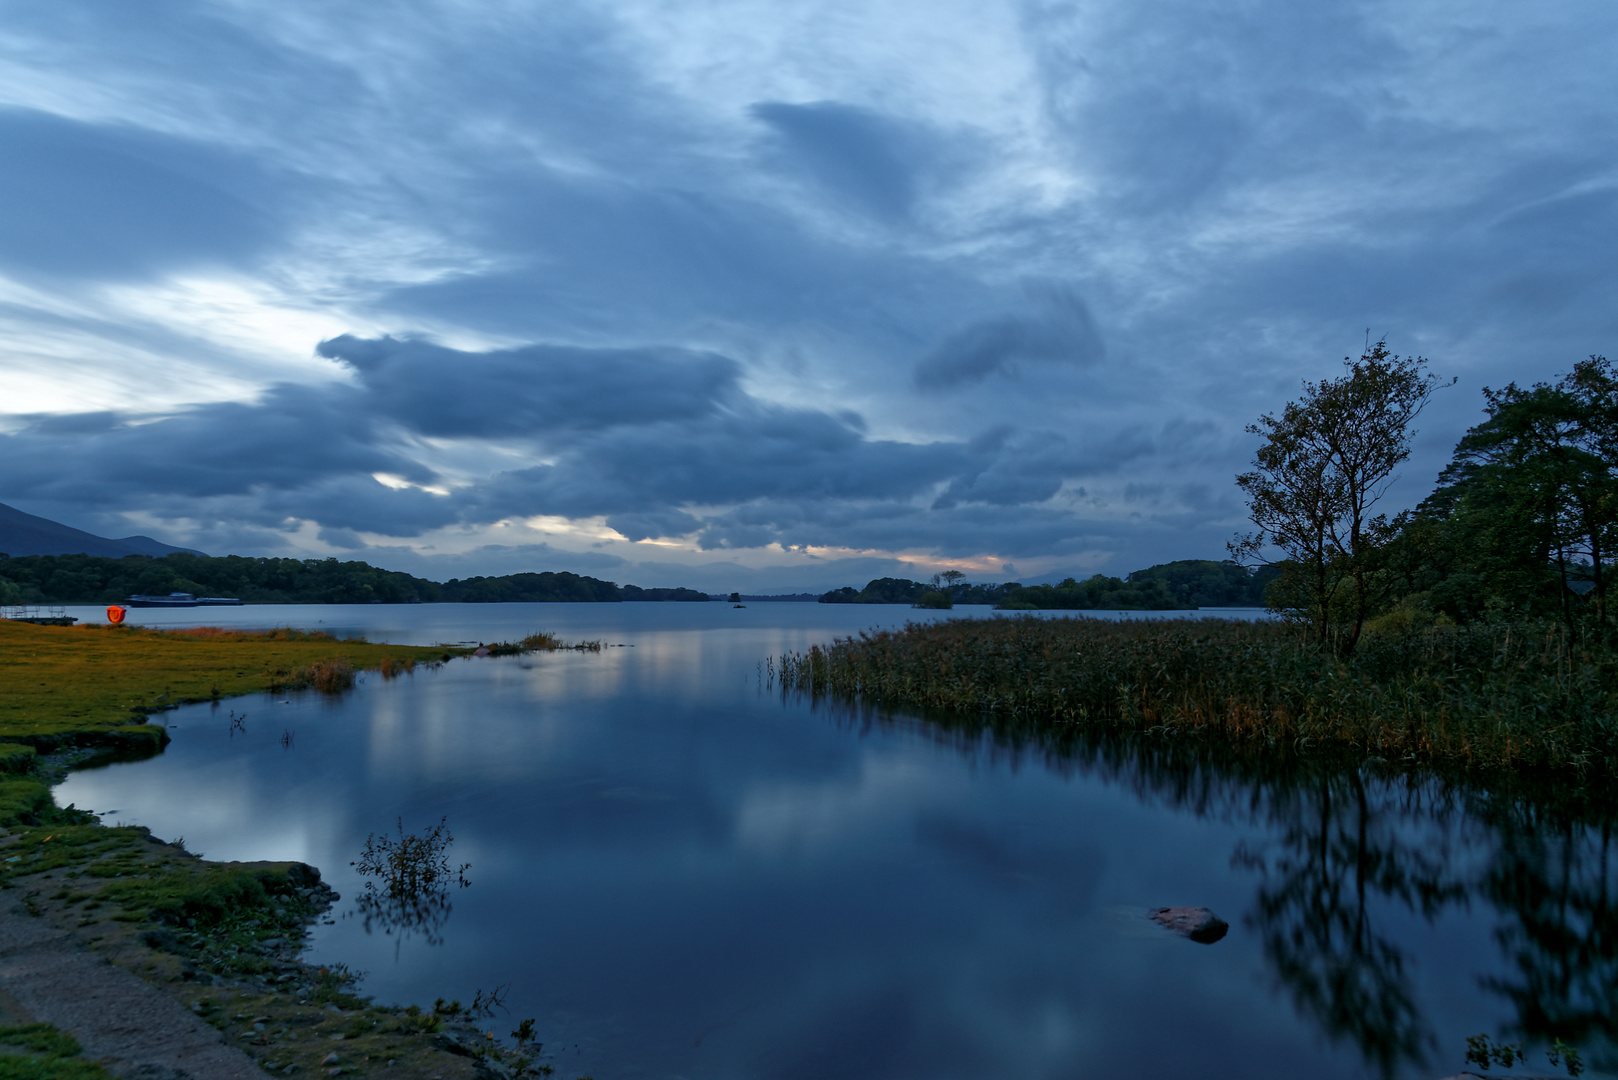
0,894,260,1079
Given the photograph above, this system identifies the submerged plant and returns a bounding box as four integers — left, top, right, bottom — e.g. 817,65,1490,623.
356,817,468,897
353,818,470,947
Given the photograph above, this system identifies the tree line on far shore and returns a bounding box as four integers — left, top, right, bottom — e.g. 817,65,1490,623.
0,553,712,606
0,548,1274,611
818,560,1279,610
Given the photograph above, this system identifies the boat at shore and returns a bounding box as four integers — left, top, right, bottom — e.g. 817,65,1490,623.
124,592,243,608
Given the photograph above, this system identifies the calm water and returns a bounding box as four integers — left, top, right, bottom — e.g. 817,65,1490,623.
54,603,1618,1079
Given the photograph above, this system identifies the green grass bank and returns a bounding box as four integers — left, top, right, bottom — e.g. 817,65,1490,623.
0,619,586,1077
0,619,465,829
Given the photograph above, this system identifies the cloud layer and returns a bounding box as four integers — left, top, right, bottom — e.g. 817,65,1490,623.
0,0,1613,586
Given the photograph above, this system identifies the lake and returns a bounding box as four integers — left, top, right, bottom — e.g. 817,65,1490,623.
54,603,1617,1079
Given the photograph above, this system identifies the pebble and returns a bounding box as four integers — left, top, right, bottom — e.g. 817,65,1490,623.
321,1051,339,1065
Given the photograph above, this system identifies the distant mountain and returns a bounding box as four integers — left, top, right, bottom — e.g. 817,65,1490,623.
0,501,203,559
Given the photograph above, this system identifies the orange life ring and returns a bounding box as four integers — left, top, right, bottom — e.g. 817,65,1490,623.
106,605,127,624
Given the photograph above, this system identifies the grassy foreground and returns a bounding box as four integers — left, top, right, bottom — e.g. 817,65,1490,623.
0,620,463,829
0,619,459,747
0,821,550,1078
775,616,1618,780
0,619,581,1077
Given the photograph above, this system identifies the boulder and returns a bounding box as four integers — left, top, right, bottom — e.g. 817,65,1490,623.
1148,906,1229,944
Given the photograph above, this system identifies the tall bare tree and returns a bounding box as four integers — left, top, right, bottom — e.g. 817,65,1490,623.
1232,340,1448,654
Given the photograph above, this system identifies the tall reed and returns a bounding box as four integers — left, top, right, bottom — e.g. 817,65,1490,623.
268,659,356,694
484,632,604,655
775,617,1618,778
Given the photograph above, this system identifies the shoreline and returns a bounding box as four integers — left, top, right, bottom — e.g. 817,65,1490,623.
0,821,504,1077
0,621,566,1078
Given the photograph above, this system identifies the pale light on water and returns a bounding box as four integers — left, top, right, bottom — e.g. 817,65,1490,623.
53,603,1615,1079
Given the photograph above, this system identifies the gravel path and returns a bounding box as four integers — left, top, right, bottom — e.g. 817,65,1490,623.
0,893,260,1079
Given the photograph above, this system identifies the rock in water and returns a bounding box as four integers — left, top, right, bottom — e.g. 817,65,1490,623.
1148,906,1229,944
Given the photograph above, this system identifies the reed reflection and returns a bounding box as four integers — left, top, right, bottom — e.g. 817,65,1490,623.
1478,801,1618,1062
810,692,1618,1077
1232,770,1465,1077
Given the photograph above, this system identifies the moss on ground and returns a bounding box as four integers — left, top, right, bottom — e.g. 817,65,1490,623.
0,825,573,1078
0,1023,116,1079
0,620,461,755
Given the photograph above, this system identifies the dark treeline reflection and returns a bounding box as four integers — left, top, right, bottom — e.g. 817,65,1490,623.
805,692,1618,1078
1481,804,1618,1050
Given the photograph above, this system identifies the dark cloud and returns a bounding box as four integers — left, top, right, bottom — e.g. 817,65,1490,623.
0,327,1214,563
469,401,971,526
3,0,1611,582
914,285,1105,389
316,335,738,439
751,101,931,221
0,385,404,502
0,107,285,280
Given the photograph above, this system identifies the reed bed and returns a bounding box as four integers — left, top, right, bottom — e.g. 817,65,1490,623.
377,655,417,679
268,658,356,694
161,626,341,643
484,632,604,656
774,617,1618,778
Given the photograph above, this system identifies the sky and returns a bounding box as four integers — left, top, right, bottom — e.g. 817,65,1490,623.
0,0,1613,593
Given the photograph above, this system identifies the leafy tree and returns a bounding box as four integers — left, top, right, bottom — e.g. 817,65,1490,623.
1407,357,1617,627
1232,340,1448,654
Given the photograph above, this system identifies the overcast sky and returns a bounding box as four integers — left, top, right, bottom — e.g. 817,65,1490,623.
0,0,1612,591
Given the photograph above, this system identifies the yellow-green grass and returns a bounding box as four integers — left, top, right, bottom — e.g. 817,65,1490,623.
0,619,461,752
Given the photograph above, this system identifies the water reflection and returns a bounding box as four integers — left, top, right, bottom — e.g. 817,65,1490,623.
1480,802,1618,1053
822,696,1618,1076
352,817,471,950
49,604,1614,1079
1235,771,1465,1077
